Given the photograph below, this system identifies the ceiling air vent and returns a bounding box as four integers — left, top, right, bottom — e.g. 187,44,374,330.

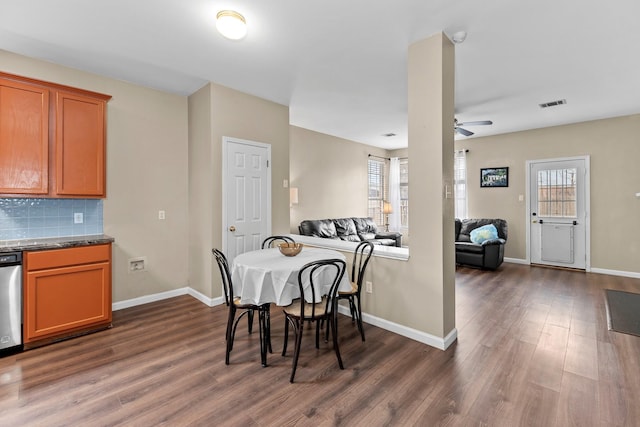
539,99,567,109
382,133,396,137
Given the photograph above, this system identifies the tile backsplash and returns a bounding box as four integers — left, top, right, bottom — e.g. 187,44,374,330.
0,198,103,240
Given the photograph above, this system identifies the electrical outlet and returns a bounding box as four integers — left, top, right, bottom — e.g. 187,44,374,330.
128,257,147,273
365,281,373,294
74,213,84,224
158,210,166,220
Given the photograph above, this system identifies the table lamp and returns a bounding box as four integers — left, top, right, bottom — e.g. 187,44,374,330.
382,201,392,231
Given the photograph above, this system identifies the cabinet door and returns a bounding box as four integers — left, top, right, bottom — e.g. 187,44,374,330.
55,91,106,197
0,78,49,194
24,261,112,342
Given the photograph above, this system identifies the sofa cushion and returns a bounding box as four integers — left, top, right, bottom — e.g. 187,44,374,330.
470,224,499,244
299,219,339,239
455,242,485,254
352,217,378,240
333,218,360,242
368,238,396,246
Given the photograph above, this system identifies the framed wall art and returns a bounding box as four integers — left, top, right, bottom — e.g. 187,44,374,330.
480,167,509,188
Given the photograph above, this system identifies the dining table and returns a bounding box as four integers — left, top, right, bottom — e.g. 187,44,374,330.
230,246,351,307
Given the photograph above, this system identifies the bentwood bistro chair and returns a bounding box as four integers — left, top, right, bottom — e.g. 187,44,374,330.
212,248,272,366
261,235,296,249
337,241,374,341
282,258,346,383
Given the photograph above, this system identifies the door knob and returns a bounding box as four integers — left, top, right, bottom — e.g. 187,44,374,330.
229,226,236,232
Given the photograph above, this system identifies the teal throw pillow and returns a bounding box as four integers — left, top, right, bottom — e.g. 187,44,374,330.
470,224,498,244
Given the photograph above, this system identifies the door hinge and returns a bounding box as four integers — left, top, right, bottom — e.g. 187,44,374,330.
267,160,269,167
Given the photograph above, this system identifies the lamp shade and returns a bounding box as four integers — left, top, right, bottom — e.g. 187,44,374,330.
216,10,247,40
383,201,393,214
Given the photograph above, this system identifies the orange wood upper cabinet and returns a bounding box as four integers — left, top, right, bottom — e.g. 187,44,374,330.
0,71,110,198
23,244,112,343
55,91,106,196
0,77,50,194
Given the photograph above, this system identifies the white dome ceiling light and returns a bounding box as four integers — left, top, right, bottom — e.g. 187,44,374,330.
216,10,247,40
451,31,467,44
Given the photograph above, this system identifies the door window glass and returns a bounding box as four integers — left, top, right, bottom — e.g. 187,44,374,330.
537,168,577,217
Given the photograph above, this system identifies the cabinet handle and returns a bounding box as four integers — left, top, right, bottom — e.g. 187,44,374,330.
229,226,236,232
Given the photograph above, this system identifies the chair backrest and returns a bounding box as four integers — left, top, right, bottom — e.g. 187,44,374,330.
352,241,374,292
261,235,296,249
297,258,346,319
212,248,233,306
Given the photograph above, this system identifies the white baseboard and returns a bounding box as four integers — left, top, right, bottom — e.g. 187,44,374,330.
337,305,457,350
113,287,224,311
114,288,457,350
504,257,640,278
504,257,528,265
590,268,640,279
188,288,225,307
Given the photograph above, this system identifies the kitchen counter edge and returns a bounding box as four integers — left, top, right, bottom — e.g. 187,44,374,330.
0,235,115,253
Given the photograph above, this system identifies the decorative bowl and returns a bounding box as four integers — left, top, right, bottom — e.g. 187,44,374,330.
278,242,303,257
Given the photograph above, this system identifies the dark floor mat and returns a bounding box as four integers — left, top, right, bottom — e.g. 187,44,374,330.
605,289,640,337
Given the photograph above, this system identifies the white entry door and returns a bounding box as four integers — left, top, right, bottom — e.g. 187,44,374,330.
223,137,271,261
528,156,590,270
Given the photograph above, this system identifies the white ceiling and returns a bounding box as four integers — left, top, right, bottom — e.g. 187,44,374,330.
2,1,639,150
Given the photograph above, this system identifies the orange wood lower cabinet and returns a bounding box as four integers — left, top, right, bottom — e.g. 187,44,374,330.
24,244,112,343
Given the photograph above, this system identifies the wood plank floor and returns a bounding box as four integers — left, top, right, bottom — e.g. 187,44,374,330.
1,263,640,426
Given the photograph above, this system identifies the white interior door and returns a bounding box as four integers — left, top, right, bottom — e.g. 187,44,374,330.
223,137,271,261
528,156,589,270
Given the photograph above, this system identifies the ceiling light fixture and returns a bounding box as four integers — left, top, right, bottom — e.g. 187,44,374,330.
451,31,467,44
216,10,247,40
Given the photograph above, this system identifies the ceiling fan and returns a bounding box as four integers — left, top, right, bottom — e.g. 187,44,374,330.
454,118,493,136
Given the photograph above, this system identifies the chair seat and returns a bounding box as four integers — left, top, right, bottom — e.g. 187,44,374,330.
283,297,328,318
338,281,358,295
233,296,259,309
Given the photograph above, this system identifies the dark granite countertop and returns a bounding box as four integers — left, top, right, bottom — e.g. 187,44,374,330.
0,234,115,253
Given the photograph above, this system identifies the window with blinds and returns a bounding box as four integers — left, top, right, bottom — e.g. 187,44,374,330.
368,159,385,226
454,150,468,219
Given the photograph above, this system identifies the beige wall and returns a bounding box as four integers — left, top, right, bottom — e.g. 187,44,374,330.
455,114,640,273
188,83,290,298
289,126,388,232
0,49,190,302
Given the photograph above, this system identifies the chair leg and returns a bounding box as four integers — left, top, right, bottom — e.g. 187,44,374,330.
356,296,365,342
330,310,344,369
349,296,356,322
247,309,254,334
265,305,273,353
258,309,267,367
290,318,304,383
225,307,236,365
282,315,290,356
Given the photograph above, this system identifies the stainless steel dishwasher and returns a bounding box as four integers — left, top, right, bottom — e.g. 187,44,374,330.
0,251,22,354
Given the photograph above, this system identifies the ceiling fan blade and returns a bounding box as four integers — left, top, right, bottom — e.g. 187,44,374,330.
457,120,493,126
455,127,474,136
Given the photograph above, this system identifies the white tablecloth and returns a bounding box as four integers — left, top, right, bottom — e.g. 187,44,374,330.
231,247,350,306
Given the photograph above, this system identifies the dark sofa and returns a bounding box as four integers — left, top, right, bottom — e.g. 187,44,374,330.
299,217,402,247
455,218,508,270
